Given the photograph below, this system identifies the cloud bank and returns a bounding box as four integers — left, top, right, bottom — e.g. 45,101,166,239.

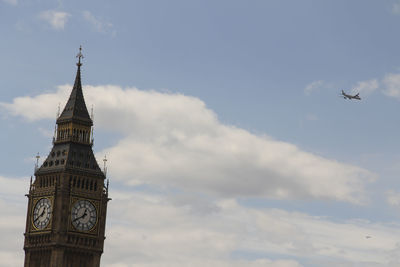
2,86,398,266
1,173,400,267
0,85,375,203
101,190,400,266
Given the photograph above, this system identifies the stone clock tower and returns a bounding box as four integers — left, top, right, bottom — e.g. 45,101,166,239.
23,47,110,267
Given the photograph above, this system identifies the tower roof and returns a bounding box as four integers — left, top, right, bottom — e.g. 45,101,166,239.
36,47,103,176
57,48,92,126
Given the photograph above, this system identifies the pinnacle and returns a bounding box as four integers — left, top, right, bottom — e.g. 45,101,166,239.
56,63,92,126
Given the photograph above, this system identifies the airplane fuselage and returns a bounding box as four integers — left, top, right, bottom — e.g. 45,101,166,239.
341,90,361,100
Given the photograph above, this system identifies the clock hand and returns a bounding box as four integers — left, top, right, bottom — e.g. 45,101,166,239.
73,209,88,222
34,208,46,223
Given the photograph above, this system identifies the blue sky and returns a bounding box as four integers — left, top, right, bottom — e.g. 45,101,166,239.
3,0,400,266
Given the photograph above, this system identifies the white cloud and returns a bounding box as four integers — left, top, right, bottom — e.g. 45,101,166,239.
0,85,376,203
82,11,113,33
304,80,324,95
100,189,400,266
351,79,379,96
38,10,71,30
0,86,70,121
0,176,28,267
1,173,400,266
0,175,30,199
2,86,399,266
383,73,400,99
305,78,378,99
386,190,400,206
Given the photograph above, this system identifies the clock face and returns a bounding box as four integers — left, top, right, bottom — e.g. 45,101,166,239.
32,198,52,230
71,199,97,231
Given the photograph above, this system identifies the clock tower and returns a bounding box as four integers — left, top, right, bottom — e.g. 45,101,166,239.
23,47,110,267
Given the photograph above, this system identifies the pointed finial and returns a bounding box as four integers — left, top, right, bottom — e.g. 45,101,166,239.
35,153,40,171
53,104,61,143
103,155,108,176
76,45,84,66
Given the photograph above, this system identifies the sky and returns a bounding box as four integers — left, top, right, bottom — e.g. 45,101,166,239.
3,0,400,266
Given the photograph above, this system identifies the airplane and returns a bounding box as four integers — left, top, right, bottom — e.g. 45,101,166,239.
340,90,361,100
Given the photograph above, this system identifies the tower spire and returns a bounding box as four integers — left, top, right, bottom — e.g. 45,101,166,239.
56,46,92,126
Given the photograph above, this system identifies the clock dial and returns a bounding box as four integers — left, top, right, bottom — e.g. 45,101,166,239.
32,198,52,230
71,199,97,231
